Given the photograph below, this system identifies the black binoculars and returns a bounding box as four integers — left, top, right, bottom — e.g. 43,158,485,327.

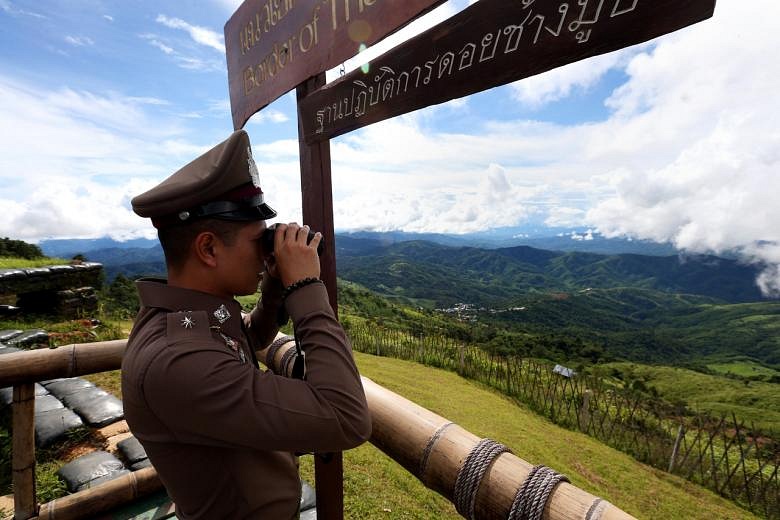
261,224,324,255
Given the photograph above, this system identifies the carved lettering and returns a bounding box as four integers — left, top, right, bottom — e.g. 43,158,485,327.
423,55,440,84
458,43,476,70
479,32,500,62
569,0,605,32
611,0,639,17
438,52,455,78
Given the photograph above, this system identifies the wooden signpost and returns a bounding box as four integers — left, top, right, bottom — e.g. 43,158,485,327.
298,0,716,142
225,0,446,129
224,0,717,518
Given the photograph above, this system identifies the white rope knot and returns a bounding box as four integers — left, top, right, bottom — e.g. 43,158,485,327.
508,464,570,520
453,438,511,520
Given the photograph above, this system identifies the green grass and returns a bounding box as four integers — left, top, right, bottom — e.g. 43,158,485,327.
0,257,69,269
302,353,757,519
599,363,780,434
707,360,779,380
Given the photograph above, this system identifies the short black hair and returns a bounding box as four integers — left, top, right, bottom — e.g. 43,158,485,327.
158,218,251,271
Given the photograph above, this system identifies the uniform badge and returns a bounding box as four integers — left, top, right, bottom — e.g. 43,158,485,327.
247,146,261,188
181,313,195,329
213,304,231,324
219,332,246,364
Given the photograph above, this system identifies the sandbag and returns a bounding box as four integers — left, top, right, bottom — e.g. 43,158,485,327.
0,383,48,410
117,436,148,465
36,408,83,447
57,451,127,493
46,378,95,399
0,387,11,409
130,459,153,471
68,390,124,427
0,329,22,342
300,480,316,512
62,386,108,409
300,508,317,520
6,329,49,348
35,394,64,414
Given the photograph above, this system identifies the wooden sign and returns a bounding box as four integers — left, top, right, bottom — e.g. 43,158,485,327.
299,0,716,143
225,0,446,129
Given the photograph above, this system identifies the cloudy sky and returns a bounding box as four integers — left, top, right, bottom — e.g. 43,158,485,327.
1,0,779,294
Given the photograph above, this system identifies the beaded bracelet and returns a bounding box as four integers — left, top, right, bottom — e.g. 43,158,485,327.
282,277,322,300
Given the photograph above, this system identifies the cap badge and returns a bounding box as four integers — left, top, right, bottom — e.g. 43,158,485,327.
247,146,261,188
213,304,231,324
178,211,190,221
181,312,195,329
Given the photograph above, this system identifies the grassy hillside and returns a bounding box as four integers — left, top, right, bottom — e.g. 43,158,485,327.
298,353,757,519
0,257,69,268
600,363,780,433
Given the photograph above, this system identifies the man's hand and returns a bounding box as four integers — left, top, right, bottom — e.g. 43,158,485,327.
271,223,322,287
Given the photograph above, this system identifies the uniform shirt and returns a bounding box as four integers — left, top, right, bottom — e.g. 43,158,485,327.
121,279,371,520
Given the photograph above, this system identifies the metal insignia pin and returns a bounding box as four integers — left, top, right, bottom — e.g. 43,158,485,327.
213,304,231,324
181,313,195,329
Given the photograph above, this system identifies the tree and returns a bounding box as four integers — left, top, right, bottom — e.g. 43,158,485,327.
101,274,140,319
0,237,44,259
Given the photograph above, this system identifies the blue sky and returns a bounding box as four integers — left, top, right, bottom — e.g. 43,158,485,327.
1,0,780,294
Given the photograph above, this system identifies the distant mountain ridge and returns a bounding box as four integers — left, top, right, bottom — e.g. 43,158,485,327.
39,234,767,304
338,240,767,305
40,230,680,257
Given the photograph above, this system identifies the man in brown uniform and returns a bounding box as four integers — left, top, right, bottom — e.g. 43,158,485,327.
121,129,371,519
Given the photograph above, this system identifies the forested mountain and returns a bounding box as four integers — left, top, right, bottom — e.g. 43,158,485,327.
337,240,767,304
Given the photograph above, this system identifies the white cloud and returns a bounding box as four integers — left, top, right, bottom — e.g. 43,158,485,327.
585,0,780,295
103,14,114,22
64,35,94,47
0,0,44,18
148,39,174,55
139,33,222,71
0,74,207,241
510,50,631,108
247,109,289,125
156,14,225,53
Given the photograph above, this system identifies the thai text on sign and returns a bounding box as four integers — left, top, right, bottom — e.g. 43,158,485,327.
225,0,445,129
299,0,716,143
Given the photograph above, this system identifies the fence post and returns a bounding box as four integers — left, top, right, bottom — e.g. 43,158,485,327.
579,389,592,433
668,424,685,473
13,383,37,520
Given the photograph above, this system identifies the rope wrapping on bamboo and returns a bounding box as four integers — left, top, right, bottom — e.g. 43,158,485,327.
418,421,454,479
265,335,294,369
508,465,569,520
453,438,511,520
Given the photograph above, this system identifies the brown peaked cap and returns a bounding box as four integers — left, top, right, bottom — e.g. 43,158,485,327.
132,130,275,227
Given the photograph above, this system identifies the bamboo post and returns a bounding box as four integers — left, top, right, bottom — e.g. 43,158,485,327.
361,377,635,520
13,383,37,520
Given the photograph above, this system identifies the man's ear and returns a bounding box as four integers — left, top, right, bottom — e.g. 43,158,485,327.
193,231,220,268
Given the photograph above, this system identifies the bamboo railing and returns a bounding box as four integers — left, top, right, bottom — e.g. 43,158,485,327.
0,339,635,520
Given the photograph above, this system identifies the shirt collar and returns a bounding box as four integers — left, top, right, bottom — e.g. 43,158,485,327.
136,278,245,340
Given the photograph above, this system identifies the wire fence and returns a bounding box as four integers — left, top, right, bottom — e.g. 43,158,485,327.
346,323,780,519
